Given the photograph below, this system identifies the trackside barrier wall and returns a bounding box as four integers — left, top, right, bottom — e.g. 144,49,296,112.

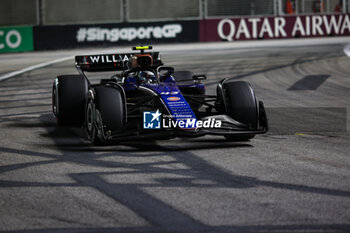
0,26,34,53
1,14,350,52
33,21,199,50
200,14,350,41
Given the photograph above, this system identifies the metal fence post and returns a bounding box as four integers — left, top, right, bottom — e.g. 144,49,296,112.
36,0,44,25
250,0,255,15
201,0,206,19
123,0,128,22
274,0,279,16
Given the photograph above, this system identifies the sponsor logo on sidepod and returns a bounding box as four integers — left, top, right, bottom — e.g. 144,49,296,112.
167,97,180,101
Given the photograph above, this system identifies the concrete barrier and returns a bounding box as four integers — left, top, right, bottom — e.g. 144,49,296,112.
199,14,350,42
0,26,34,53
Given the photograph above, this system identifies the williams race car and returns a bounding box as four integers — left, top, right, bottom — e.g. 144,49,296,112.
52,46,268,145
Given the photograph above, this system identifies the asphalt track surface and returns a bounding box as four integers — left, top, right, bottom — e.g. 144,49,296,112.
0,39,350,233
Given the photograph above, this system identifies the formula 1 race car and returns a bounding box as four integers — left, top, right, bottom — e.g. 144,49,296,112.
52,46,268,145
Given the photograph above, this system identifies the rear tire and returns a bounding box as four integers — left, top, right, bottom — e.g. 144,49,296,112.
86,86,125,145
52,75,88,126
222,81,258,141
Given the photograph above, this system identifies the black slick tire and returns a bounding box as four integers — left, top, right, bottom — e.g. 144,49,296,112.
222,81,258,141
52,75,88,127
86,86,125,145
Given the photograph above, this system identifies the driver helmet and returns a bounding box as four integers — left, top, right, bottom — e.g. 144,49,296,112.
138,71,156,81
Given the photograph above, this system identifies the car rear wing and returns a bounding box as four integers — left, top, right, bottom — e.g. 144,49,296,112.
75,52,162,72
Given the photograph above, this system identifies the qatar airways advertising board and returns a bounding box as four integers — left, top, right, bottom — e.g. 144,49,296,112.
200,14,350,42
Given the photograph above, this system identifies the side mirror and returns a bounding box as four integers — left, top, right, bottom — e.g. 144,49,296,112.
193,74,207,80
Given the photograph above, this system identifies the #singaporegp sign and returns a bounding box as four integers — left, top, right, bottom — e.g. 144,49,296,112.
216,14,350,41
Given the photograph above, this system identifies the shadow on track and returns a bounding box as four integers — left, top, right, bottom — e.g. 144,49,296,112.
1,113,350,232
3,224,350,233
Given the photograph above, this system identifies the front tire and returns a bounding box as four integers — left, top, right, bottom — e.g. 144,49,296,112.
86,86,125,145
221,81,258,141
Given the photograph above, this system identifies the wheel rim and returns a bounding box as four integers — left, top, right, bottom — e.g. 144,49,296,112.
86,100,96,142
87,102,93,132
52,87,58,116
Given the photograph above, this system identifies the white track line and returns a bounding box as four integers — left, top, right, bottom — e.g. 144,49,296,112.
0,56,73,82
